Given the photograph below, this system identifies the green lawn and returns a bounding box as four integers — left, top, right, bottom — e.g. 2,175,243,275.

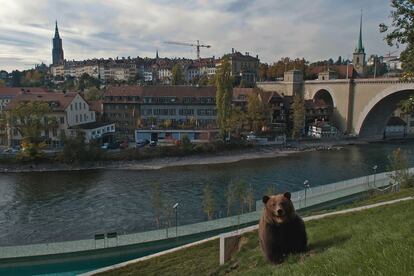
99,191,414,276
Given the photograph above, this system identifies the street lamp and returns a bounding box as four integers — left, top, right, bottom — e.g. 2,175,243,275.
372,165,378,188
173,203,179,238
303,180,310,207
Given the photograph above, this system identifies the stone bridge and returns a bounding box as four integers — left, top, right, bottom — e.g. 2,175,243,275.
257,71,414,138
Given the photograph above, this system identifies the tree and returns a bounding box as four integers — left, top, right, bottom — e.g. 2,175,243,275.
202,184,215,220
58,130,88,164
171,64,185,85
84,87,103,101
244,185,255,212
388,148,412,189
291,94,305,138
247,92,271,133
77,73,100,91
399,95,414,114
10,101,55,159
259,63,269,81
198,73,209,86
151,183,164,229
0,79,5,87
216,57,233,137
380,0,414,74
226,106,247,138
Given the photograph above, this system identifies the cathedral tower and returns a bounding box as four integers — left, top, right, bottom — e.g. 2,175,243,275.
52,21,64,65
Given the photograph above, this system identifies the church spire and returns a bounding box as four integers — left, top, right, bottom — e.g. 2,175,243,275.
54,20,60,38
355,10,364,54
156,49,159,59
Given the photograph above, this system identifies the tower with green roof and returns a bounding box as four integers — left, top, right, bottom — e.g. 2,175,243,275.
352,11,366,77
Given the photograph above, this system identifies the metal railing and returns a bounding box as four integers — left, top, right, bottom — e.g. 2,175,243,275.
0,167,412,260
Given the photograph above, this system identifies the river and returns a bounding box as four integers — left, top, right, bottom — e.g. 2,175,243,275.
0,141,413,246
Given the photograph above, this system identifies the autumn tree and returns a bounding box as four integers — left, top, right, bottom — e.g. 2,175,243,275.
388,148,412,189
84,87,103,101
399,95,414,114
202,184,215,220
10,101,56,159
247,92,270,133
151,183,164,229
226,106,247,138
216,57,233,137
171,64,185,85
291,94,305,138
0,79,5,87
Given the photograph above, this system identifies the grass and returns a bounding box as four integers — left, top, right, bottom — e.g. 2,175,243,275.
98,190,414,276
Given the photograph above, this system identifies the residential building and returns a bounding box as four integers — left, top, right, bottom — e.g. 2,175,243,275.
308,121,339,138
6,91,114,148
103,86,217,140
220,49,260,86
384,116,407,138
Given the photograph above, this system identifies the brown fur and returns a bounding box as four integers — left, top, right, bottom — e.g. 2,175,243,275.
258,192,307,264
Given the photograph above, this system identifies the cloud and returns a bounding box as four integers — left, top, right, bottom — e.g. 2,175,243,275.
0,0,397,71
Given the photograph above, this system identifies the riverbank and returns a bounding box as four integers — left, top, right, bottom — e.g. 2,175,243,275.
0,139,368,173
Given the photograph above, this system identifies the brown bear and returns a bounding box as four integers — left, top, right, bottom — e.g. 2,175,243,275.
258,192,307,264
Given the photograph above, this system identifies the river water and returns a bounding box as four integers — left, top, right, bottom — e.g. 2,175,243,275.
0,141,413,246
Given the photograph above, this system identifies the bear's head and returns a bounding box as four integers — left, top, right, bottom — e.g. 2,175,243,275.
262,192,295,224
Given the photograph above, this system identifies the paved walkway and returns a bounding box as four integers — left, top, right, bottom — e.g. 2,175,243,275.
80,195,414,276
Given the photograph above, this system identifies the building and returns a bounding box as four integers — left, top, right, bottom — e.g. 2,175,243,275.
222,49,260,86
308,121,339,138
384,116,407,138
103,86,217,140
352,13,366,77
52,21,64,66
6,91,114,148
136,129,218,144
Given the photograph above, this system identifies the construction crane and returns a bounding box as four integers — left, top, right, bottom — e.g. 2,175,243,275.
164,40,211,59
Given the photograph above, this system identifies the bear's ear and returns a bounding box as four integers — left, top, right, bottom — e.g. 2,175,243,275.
262,195,270,204
283,192,291,200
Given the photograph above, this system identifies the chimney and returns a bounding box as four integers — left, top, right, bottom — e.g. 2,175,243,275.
232,48,234,54
256,54,259,59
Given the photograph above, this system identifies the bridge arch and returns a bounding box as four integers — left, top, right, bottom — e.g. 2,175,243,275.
308,87,337,108
356,83,414,138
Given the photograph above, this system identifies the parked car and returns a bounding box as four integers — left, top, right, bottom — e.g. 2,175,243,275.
108,141,120,149
2,148,20,154
101,143,109,150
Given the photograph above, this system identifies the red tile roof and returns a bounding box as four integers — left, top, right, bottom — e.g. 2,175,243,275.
6,92,78,111
105,85,216,98
0,87,50,97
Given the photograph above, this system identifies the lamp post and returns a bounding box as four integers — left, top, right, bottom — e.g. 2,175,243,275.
372,165,378,188
173,203,179,238
303,180,310,207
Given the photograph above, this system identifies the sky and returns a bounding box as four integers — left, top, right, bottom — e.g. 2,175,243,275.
0,0,400,71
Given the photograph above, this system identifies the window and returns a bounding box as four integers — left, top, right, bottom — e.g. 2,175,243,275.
84,114,87,121
410,121,414,127
80,115,83,122
75,103,78,110
84,103,86,109
60,117,65,124
76,115,78,123
70,104,73,111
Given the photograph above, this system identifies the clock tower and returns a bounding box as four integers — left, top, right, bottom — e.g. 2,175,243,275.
352,11,365,77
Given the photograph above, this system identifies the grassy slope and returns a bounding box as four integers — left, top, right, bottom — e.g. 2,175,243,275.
99,190,414,276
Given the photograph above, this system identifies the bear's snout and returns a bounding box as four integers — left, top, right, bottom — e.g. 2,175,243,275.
277,208,285,216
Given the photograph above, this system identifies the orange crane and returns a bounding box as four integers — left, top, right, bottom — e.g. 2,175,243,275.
164,40,211,59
